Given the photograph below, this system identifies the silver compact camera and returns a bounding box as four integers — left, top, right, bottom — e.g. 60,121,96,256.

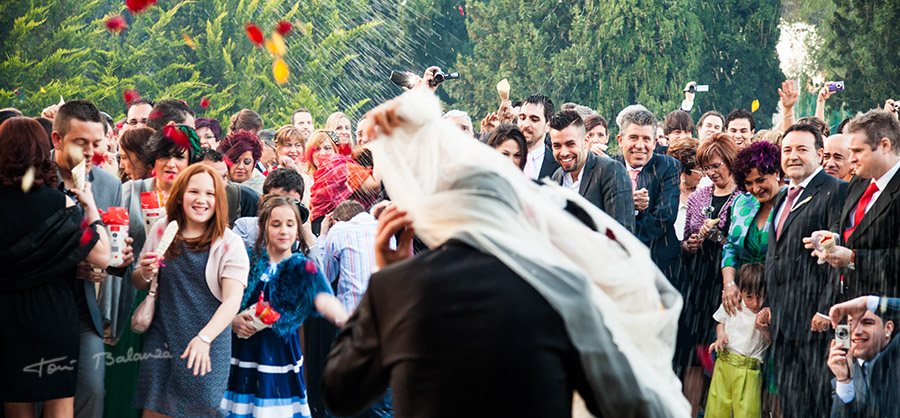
835,324,851,349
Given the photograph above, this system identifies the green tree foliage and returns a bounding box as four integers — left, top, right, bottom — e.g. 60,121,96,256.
0,0,389,125
556,0,703,121
691,0,784,127
448,0,785,130
444,0,578,117
821,0,900,112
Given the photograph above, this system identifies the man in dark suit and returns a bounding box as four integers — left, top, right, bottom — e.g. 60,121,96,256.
321,205,610,418
764,123,848,418
814,110,900,310
517,94,560,180
613,105,682,280
548,110,635,231
827,307,900,417
51,100,133,418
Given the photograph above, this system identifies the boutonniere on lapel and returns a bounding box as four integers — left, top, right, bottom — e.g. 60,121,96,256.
790,196,813,212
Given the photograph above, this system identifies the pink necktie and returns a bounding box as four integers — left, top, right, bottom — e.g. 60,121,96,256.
628,169,640,190
524,156,535,180
775,186,802,241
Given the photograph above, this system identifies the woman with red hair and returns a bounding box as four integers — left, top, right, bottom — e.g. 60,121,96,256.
220,130,265,194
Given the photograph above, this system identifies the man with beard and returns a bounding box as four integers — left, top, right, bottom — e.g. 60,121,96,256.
549,110,634,231
518,94,560,181
292,108,314,141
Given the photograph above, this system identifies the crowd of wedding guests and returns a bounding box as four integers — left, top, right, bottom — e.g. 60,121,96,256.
1,67,899,418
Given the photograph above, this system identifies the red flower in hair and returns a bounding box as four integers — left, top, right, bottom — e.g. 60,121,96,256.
164,125,190,149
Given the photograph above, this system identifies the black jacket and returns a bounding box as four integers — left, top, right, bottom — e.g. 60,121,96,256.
322,240,601,418
765,169,847,340
551,152,635,232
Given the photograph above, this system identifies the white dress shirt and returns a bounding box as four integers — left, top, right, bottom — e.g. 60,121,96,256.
713,302,770,362
562,163,586,193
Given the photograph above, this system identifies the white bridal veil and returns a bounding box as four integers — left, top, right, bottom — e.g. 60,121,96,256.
369,88,690,417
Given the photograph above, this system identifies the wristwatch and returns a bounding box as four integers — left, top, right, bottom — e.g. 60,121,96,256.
198,334,212,344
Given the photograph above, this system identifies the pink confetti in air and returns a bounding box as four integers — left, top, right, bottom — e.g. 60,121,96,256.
159,262,166,268
605,228,616,242
304,259,317,274
458,4,464,15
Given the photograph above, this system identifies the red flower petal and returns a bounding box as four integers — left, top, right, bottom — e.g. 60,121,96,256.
163,125,190,149
305,259,317,274
276,21,292,36
223,155,233,168
458,4,465,15
199,97,210,109
105,15,128,33
91,153,107,166
244,23,265,46
125,0,153,13
80,216,90,231
123,89,140,104
148,110,163,120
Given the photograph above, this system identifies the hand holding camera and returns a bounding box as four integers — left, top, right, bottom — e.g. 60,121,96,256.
827,338,853,383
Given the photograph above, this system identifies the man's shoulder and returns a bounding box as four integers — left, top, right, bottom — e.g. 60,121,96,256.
550,166,564,182
653,154,680,170
91,167,121,190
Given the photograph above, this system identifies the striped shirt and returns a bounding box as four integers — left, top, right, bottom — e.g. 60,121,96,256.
316,212,378,313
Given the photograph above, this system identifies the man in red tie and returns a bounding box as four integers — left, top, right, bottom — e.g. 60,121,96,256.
811,110,900,321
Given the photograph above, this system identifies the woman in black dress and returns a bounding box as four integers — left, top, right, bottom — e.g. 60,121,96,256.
0,117,110,417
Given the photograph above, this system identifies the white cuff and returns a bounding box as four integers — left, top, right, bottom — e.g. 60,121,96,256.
680,99,694,112
867,295,880,313
835,379,855,403
817,312,830,320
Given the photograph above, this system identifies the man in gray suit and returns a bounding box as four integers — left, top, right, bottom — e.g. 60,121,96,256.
549,110,635,232
51,100,133,418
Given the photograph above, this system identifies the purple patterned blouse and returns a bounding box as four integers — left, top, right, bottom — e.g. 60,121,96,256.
682,185,738,243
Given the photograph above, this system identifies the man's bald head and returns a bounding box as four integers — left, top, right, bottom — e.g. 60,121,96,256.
822,134,853,180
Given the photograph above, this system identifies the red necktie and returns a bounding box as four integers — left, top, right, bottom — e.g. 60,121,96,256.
776,186,803,241
843,182,880,241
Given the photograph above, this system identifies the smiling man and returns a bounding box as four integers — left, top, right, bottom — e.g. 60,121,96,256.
765,123,848,418
726,109,755,149
548,111,634,231
827,307,900,417
613,105,682,280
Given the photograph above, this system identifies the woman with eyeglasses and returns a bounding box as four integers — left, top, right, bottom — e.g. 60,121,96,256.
674,133,740,411
219,130,265,194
